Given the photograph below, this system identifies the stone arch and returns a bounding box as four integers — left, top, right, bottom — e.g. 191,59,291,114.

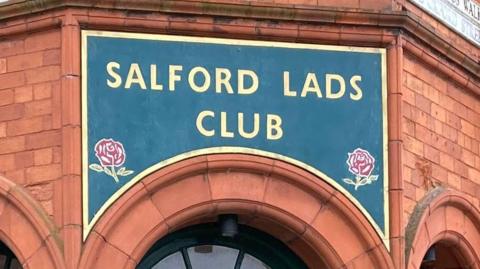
79,154,394,269
0,175,65,269
405,187,480,269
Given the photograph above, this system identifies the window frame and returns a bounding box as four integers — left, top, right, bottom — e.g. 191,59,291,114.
137,223,308,269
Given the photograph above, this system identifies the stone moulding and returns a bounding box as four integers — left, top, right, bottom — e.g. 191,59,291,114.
0,175,65,269
404,186,445,263
78,154,395,269
405,187,480,269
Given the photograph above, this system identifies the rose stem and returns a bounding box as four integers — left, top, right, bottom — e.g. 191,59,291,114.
111,166,119,182
355,176,361,190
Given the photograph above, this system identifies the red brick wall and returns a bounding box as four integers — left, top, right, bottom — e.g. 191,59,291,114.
402,50,480,228
0,29,62,218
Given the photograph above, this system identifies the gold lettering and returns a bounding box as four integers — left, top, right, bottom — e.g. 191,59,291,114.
238,113,260,139
150,65,163,91
196,110,215,137
189,66,211,93
215,68,234,94
125,63,147,90
283,71,297,97
106,62,122,88
220,112,234,138
169,65,183,91
238,70,258,95
301,73,322,98
350,75,363,101
267,114,283,140
326,74,346,99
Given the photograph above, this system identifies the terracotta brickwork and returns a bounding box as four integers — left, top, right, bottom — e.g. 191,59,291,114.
79,155,394,269
402,53,480,224
0,29,62,218
0,0,478,268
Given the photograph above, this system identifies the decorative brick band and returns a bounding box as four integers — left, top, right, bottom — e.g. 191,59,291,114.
0,0,478,83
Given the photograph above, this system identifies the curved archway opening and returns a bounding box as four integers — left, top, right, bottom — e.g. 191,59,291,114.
140,210,333,269
421,242,471,269
406,188,480,269
0,176,65,269
137,220,310,269
0,241,21,269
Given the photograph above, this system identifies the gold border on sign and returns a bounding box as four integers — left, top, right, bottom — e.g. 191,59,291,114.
81,30,390,250
381,48,390,251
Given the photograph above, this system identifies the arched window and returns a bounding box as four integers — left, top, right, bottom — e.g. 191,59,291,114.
421,243,469,269
0,241,21,269
137,222,308,269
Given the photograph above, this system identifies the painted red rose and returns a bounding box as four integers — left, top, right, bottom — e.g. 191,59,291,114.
94,138,126,167
347,148,375,177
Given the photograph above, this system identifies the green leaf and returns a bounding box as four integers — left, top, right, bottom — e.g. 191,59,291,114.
89,164,104,172
369,175,379,182
358,177,368,185
119,170,134,176
343,178,354,185
104,167,113,177
118,167,126,174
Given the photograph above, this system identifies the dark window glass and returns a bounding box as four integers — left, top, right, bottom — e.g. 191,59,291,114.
137,223,308,269
0,241,21,269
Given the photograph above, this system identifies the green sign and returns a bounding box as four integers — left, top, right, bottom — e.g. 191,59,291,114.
82,30,388,247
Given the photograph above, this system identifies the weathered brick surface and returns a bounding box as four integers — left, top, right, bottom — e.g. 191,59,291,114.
189,0,479,65
0,29,61,218
26,182,54,215
402,52,480,226
402,1,478,65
